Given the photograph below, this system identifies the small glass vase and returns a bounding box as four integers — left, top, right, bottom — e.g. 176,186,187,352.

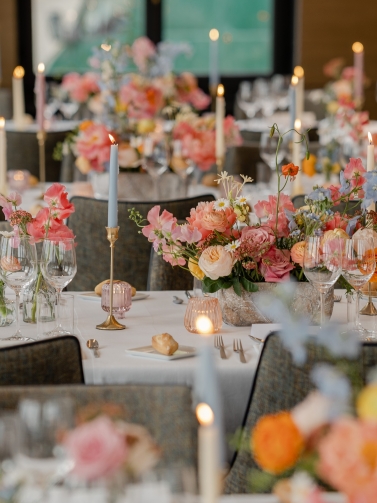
23,267,56,324
0,281,15,327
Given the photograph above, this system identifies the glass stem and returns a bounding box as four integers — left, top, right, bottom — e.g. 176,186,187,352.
15,291,20,334
355,290,360,327
153,177,159,200
320,290,325,327
56,289,62,328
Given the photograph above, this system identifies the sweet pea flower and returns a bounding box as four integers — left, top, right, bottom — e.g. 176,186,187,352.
178,224,202,244
44,183,75,220
343,157,366,191
142,206,177,243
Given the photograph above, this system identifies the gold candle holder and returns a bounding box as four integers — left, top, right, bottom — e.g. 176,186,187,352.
360,282,377,316
96,226,126,330
216,156,224,174
37,130,46,186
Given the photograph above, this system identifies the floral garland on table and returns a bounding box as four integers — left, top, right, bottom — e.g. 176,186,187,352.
0,184,75,322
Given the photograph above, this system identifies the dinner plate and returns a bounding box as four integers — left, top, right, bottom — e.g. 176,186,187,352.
126,345,197,361
78,292,150,302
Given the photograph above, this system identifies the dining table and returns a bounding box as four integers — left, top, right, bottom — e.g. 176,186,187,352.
0,288,370,460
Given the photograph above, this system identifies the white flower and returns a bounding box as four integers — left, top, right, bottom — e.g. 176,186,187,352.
291,391,331,437
235,196,248,206
213,198,231,211
289,472,318,503
198,246,233,280
215,171,230,184
240,174,253,184
224,240,240,253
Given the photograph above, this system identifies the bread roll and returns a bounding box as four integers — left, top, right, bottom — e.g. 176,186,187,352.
152,333,178,356
94,280,136,297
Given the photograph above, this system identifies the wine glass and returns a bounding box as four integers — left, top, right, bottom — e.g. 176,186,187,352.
143,136,170,200
342,237,375,339
303,235,343,327
0,236,37,341
40,238,77,337
259,132,288,171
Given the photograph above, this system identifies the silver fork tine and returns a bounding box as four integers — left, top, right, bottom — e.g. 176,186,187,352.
220,336,224,348
239,339,243,351
233,339,236,352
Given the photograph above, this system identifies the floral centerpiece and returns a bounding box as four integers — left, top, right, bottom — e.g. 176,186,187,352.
131,122,377,325
233,285,377,503
0,184,75,323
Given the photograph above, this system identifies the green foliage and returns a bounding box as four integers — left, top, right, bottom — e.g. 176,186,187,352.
248,469,278,493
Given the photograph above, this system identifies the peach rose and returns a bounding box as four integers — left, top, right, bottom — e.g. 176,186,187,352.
198,245,233,280
201,208,237,233
290,241,305,266
118,143,139,168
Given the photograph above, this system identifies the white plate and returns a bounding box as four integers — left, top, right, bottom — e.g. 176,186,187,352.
78,292,150,302
126,345,197,361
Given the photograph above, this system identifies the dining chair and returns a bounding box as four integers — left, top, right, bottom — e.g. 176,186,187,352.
0,384,197,469
0,335,85,385
67,195,215,291
224,333,377,493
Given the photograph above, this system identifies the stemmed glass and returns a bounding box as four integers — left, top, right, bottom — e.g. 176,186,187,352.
143,136,170,200
303,235,343,327
259,132,288,171
40,238,77,337
0,236,37,341
342,237,375,338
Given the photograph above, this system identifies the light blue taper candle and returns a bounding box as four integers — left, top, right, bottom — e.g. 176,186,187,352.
108,136,118,228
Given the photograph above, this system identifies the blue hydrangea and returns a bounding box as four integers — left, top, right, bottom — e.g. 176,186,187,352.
314,324,360,359
307,187,332,201
361,170,377,209
339,170,351,194
311,363,351,418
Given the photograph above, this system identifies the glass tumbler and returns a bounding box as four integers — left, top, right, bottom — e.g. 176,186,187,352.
184,297,222,333
101,281,132,319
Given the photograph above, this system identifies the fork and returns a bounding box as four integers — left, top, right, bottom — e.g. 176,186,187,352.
334,294,342,302
214,335,227,359
233,339,246,363
248,334,265,344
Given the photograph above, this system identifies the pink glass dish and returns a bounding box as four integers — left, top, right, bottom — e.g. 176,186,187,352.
184,297,222,333
101,281,132,319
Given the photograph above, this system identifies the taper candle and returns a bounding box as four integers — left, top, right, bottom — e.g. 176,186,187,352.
292,119,304,196
352,42,364,104
294,66,305,122
215,84,225,160
0,118,7,195
108,134,118,228
196,403,219,503
289,75,298,132
36,63,45,131
367,132,374,172
209,29,220,90
12,66,25,128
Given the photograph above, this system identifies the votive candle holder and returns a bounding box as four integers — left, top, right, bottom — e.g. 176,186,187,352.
184,297,222,333
101,281,132,319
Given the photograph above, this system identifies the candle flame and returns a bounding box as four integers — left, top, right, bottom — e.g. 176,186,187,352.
217,84,224,97
101,43,112,52
291,75,299,86
368,132,373,145
195,315,214,335
37,63,45,73
14,171,25,181
209,28,219,41
196,403,214,426
294,119,301,130
0,117,4,129
108,134,117,145
294,66,304,78
13,66,25,79
352,42,364,53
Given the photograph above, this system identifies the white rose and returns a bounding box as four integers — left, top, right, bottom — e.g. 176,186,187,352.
291,391,331,437
198,245,233,280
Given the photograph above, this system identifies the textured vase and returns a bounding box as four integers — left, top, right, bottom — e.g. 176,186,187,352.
214,282,334,326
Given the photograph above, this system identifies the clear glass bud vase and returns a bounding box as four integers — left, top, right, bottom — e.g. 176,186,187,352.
23,264,56,324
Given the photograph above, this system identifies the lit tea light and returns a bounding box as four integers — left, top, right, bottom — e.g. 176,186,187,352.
195,315,214,336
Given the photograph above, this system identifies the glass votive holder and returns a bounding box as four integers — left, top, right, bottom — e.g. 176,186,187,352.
7,170,30,193
101,281,132,319
184,297,222,333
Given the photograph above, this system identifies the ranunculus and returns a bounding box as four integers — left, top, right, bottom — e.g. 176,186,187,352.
198,245,233,280
241,226,275,249
64,416,128,481
282,163,299,179
260,247,294,282
187,201,236,240
290,241,306,266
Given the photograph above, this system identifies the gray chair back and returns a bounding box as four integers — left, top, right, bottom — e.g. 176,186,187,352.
147,248,194,291
0,336,84,385
0,384,197,469
67,195,215,291
224,333,377,493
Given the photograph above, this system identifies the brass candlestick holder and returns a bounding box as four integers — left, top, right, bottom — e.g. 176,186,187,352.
360,282,377,316
96,226,126,330
216,156,224,174
37,130,46,186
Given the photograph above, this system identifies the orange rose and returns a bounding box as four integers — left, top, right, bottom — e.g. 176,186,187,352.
282,163,299,179
290,241,305,266
251,411,304,474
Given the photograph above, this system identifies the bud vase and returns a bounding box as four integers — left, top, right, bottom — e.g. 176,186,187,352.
23,265,56,324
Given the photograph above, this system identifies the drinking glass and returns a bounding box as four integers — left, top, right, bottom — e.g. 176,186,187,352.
143,136,170,200
342,237,375,338
303,235,342,327
0,235,37,341
40,238,77,337
259,132,288,171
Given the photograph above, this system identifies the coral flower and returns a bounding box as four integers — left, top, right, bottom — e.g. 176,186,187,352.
291,241,306,266
251,411,304,474
282,163,299,180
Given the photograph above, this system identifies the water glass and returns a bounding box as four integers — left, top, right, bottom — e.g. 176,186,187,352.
37,293,74,338
101,281,132,319
184,297,222,333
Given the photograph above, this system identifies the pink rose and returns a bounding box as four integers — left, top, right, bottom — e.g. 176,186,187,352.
61,72,99,103
198,245,233,280
241,226,275,249
64,416,127,481
132,37,156,73
260,247,294,282
119,80,164,119
74,122,112,172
